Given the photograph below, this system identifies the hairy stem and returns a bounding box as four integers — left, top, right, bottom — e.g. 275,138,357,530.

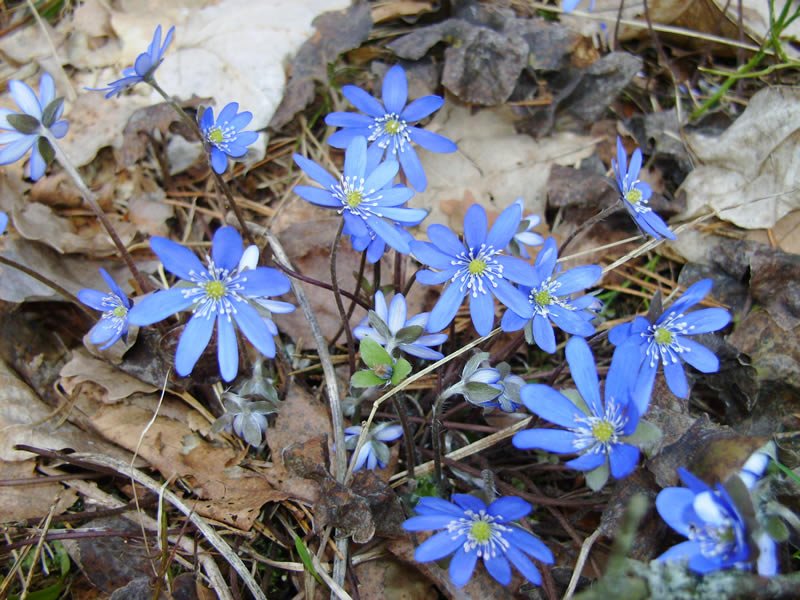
273,261,370,309
330,220,356,376
559,202,620,255
331,249,368,347
430,392,451,495
392,396,416,480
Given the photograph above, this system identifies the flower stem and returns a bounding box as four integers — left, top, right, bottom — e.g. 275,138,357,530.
330,220,356,376
0,254,95,320
271,260,370,309
42,131,151,294
147,80,256,247
392,395,416,481
330,249,367,347
558,202,620,255
430,393,450,496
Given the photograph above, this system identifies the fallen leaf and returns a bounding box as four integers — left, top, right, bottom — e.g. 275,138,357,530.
353,555,435,600
59,349,157,403
0,460,78,521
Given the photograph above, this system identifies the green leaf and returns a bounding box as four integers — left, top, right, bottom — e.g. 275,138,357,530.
359,337,391,369
367,310,393,340
394,325,424,344
585,462,610,491
7,113,40,134
351,370,386,389
463,381,502,404
625,420,663,456
390,357,412,386
462,351,490,378
41,97,64,128
765,515,790,542
293,533,323,584
38,137,54,166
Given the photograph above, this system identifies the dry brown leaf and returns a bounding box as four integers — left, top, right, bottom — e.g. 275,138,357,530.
353,557,435,600
0,460,78,521
59,350,157,403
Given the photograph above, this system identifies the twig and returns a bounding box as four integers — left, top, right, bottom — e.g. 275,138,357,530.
25,0,76,101
559,202,619,255
20,498,58,600
564,528,601,600
330,220,356,375
392,396,416,480
331,250,368,346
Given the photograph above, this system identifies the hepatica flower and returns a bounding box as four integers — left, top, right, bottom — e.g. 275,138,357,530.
656,467,776,575
0,212,7,235
345,422,403,471
514,337,642,483
325,64,457,191
442,352,503,407
609,278,731,401
0,72,69,181
200,102,259,174
294,136,425,256
402,494,554,587
509,200,544,259
128,227,293,382
94,25,175,97
502,237,602,353
78,269,132,349
411,202,536,336
613,137,675,241
354,291,447,361
211,390,278,447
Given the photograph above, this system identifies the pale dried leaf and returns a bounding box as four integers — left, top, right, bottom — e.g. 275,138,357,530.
59,349,157,403
0,460,78,521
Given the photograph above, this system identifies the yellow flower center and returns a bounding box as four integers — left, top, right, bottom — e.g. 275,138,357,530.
468,259,486,275
112,306,128,318
592,420,615,443
654,326,673,345
346,190,363,208
385,119,401,134
625,188,643,205
208,127,224,144
205,280,226,301
470,520,492,543
534,289,553,306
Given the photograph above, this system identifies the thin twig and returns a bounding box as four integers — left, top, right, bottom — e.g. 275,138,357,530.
25,0,76,101
330,220,356,375
564,528,601,600
331,250,368,346
392,396,416,480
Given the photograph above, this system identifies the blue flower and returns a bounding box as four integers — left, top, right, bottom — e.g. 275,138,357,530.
293,137,425,257
200,102,259,174
562,0,595,12
77,269,132,350
0,72,69,181
509,199,544,259
656,467,772,575
513,337,642,479
128,227,294,382
613,137,675,240
0,212,7,235
484,363,526,413
325,64,457,191
345,422,403,470
93,25,175,98
501,237,602,353
212,391,279,447
411,203,536,336
609,278,731,401
354,291,447,361
402,494,554,587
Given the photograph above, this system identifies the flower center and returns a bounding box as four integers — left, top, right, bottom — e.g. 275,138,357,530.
207,127,224,144
470,520,492,543
112,305,128,319
346,190,363,208
385,119,401,135
654,326,673,345
205,280,226,301
625,188,643,205
572,398,628,453
468,258,486,275
592,420,615,443
534,289,553,306
368,113,411,153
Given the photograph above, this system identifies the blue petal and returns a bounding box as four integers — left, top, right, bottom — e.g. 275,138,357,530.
88,318,120,346
534,237,559,278
240,267,290,297
232,301,276,358
99,268,128,304
614,137,628,187
0,136,36,165
212,227,243,272
402,514,456,531
229,111,253,131
495,255,537,284
608,321,634,345
415,496,464,517
658,540,701,564
449,547,478,587
150,236,205,281
328,127,373,149
628,147,642,181
532,314,556,353
679,337,719,373
378,206,427,225
513,428,576,453
688,552,728,574
210,145,229,174
294,185,340,207
640,211,676,240
381,65,408,115
452,494,487,513
175,315,215,376
493,279,532,319
556,265,602,295
488,496,531,521
484,554,512,586
401,95,443,122
375,186,414,207
427,283,466,332
400,343,444,361
633,360,658,415
342,84,386,117
605,342,641,405
504,545,542,584
38,73,55,106
463,204,487,250
27,143,46,181
366,237,386,263
565,452,606,471
398,146,427,191
217,102,239,124
565,337,602,417
49,119,68,138
127,288,193,326
343,212,369,237
325,111,373,128
656,488,695,536
520,384,582,428
501,308,528,332
9,80,41,118
365,215,410,253
415,268,454,285
217,314,239,382
408,127,457,153
364,159,399,191
680,308,731,334
78,288,109,311
668,279,713,315
505,527,554,564
293,153,338,189
549,304,594,337
664,360,688,398
426,224,464,256
344,136,367,179
609,443,639,478
469,291,495,336
411,242,454,269
486,202,521,250
414,530,464,562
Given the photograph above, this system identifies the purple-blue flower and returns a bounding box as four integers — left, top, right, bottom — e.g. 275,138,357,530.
513,337,642,479
411,203,536,336
656,466,776,575
354,291,447,361
128,227,294,382
345,422,403,471
293,136,425,257
77,269,132,350
200,102,259,174
509,200,544,259
613,137,676,241
93,25,175,98
402,494,554,587
325,65,457,192
0,212,7,235
0,72,69,181
609,278,731,402
501,237,602,353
